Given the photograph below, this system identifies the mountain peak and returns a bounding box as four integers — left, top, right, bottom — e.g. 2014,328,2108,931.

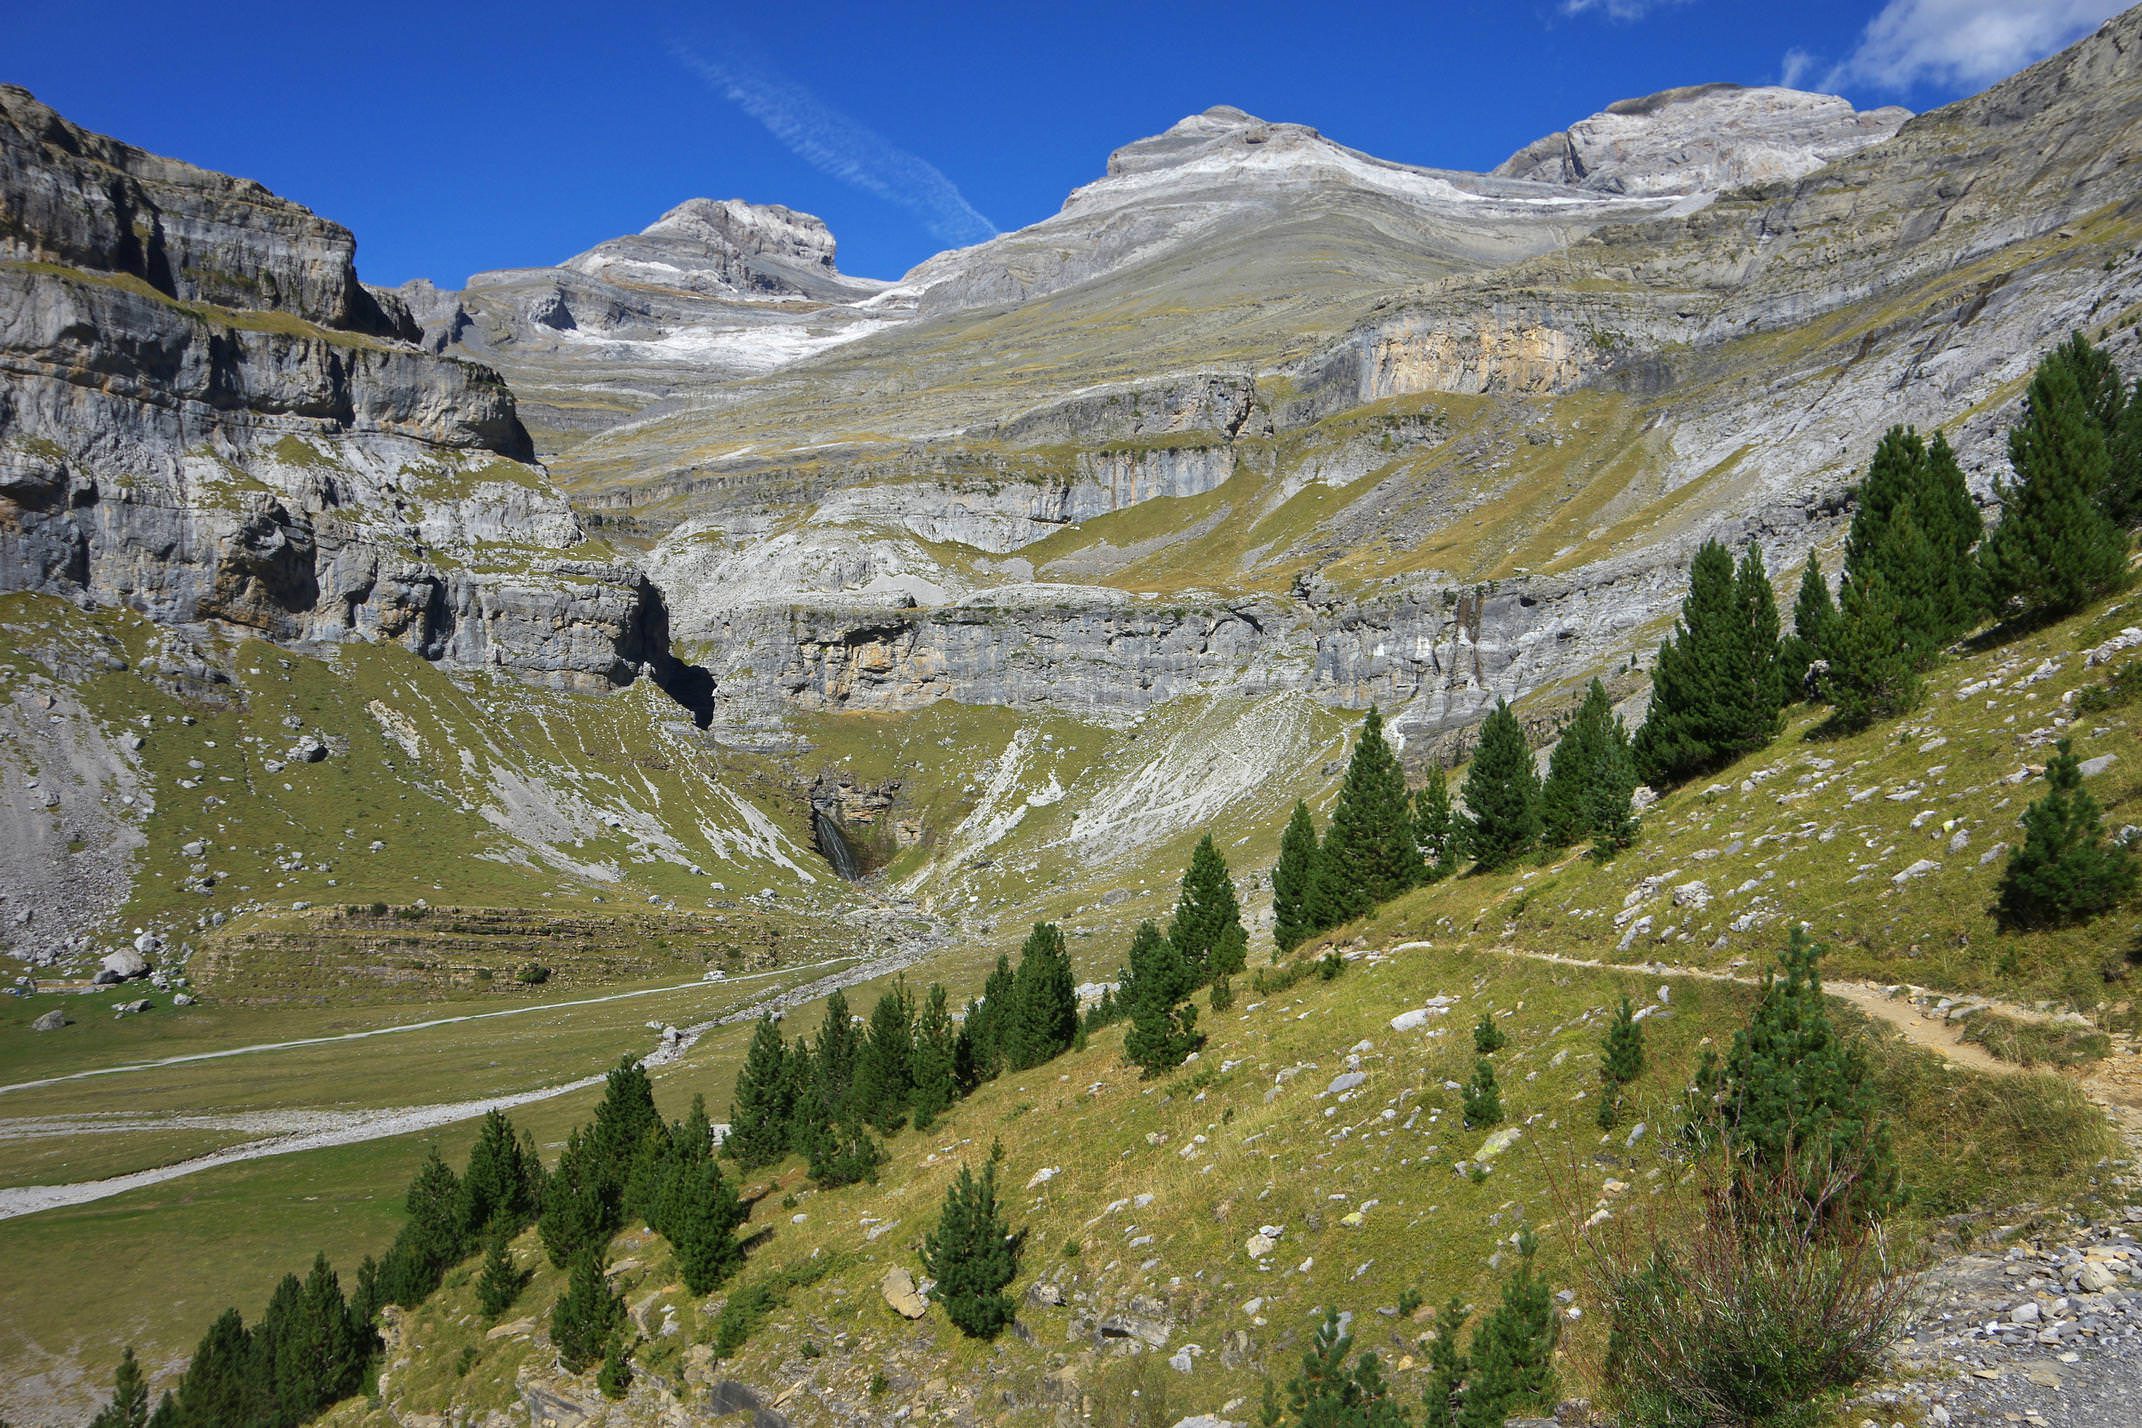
562,197,848,297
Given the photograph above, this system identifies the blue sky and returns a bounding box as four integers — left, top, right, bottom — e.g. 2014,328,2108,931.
8,1,2124,287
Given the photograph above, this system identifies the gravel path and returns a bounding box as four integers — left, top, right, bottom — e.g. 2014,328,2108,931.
0,958,855,1099
0,946,915,1221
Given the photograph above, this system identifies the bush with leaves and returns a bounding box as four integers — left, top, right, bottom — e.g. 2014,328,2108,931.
1997,738,2139,929
921,1142,1022,1339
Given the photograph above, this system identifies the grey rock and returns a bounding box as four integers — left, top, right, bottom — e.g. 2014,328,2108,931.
1495,84,1908,197
94,947,150,984
30,1008,68,1031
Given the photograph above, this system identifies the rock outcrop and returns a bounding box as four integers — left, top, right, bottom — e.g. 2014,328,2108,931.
0,85,681,696
1494,84,1909,196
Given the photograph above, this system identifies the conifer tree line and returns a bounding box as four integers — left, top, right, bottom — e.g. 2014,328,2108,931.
1092,832,1253,1077
1637,332,2136,768
1269,693,1641,951
87,1069,761,1425
724,925,1081,1183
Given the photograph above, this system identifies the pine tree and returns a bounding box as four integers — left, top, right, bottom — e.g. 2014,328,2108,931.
800,1105,886,1188
666,1155,746,1294
1540,680,1630,851
1413,765,1462,882
1122,921,1200,1078
1423,1296,1471,1428
1998,739,2139,929
253,1268,309,1425
1982,353,2129,620
965,958,1016,1082
1281,1310,1409,1428
1461,700,1540,871
849,980,915,1133
725,1014,795,1170
1473,1013,1507,1056
921,1142,1021,1339
1457,1228,1558,1428
537,1128,612,1269
1920,431,1988,640
1272,801,1322,951
458,1109,537,1242
1168,836,1249,983
1780,559,1837,700
1462,1058,1502,1129
1844,426,1948,661
173,1309,253,1428
585,1057,659,1206
810,990,860,1119
1596,997,1646,1131
1313,706,1425,924
2049,329,2127,436
1704,929,1899,1221
551,1251,623,1375
1635,539,1784,787
909,983,960,1131
1733,542,1786,738
1007,924,1079,1069
596,1335,633,1400
1586,703,1640,861
295,1253,362,1410
88,1346,149,1428
1823,565,1921,731
477,1227,528,1319
2108,376,2142,528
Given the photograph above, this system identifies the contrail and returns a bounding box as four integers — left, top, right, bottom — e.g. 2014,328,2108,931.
674,43,997,247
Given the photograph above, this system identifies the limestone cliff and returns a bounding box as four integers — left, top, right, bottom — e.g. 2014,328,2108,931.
0,85,680,695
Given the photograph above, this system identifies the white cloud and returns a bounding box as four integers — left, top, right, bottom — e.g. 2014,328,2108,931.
1561,0,1691,18
1779,46,1819,88
1822,0,2123,93
674,45,997,247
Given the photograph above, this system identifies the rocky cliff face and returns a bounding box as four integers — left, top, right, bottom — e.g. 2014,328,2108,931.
0,86,679,695
605,11,2142,756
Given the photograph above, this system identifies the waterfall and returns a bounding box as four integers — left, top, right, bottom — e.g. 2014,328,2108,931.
812,807,863,881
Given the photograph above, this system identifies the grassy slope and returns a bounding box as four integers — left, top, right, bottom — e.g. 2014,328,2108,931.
326,585,2142,1426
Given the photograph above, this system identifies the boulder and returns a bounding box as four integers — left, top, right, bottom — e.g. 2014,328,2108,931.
31,1008,69,1031
95,947,151,984
880,1266,928,1319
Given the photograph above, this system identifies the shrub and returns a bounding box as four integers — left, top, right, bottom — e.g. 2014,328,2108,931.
516,962,551,985
1591,1156,1912,1428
